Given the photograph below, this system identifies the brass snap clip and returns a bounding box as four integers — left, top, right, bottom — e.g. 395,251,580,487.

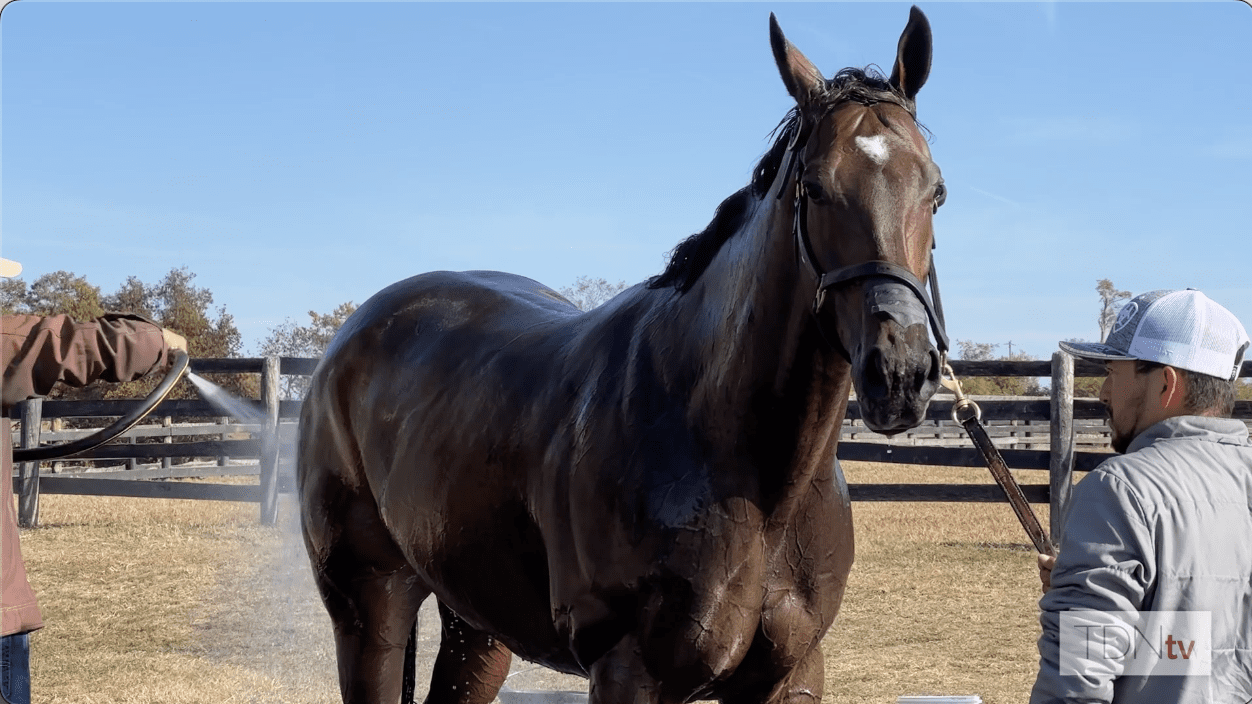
939,359,982,424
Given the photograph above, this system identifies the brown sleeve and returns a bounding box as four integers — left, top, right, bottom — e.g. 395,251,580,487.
2,313,170,407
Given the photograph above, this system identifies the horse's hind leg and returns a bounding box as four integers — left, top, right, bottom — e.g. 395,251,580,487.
304,488,428,704
425,600,512,704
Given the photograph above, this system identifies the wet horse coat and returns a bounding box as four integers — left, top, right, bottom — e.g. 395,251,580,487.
299,8,946,704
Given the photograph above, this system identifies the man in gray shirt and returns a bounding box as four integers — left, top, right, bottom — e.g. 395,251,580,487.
1033,288,1252,703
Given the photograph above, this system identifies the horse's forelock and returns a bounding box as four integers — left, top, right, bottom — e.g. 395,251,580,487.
817,67,922,130
850,68,933,144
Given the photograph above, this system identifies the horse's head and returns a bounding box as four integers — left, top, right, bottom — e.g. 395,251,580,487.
771,7,946,434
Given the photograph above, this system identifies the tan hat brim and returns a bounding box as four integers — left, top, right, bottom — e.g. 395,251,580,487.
0,258,21,278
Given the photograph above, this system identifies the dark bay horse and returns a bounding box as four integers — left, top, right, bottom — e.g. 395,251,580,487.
299,8,946,703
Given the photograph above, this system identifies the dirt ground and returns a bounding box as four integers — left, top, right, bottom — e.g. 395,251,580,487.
21,461,1050,703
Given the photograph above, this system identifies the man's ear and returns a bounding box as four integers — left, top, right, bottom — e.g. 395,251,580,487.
1160,366,1188,412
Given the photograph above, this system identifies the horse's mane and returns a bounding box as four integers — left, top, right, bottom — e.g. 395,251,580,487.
646,67,920,293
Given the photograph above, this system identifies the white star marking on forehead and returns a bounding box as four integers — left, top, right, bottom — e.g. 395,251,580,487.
855,135,890,165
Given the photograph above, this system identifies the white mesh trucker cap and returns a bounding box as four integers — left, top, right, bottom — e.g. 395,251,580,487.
1059,289,1250,382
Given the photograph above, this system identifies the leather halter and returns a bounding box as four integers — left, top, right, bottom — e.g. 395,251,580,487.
778,127,950,358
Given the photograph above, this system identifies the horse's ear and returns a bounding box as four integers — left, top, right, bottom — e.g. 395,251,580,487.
888,6,932,101
770,13,824,106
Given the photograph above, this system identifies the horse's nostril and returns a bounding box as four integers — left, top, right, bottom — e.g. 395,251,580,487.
863,349,889,398
926,348,942,383
909,347,941,397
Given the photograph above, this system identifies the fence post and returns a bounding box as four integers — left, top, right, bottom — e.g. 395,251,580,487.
51,418,63,474
218,417,230,467
259,356,281,525
1049,351,1075,547
17,399,43,528
162,416,173,470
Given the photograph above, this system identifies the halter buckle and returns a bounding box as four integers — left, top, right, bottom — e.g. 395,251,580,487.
813,287,828,315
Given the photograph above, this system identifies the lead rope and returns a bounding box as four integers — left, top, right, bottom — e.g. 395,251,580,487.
939,360,1057,557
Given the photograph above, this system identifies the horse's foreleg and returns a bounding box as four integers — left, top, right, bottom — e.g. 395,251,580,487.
425,600,512,704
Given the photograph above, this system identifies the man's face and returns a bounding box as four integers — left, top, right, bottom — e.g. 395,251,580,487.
1100,360,1157,453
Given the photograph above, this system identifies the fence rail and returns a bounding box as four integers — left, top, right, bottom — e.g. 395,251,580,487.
11,356,1252,536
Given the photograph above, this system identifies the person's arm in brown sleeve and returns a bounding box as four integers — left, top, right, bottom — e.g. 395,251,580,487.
2,313,178,407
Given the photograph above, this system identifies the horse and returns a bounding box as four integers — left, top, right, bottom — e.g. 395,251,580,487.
298,7,947,703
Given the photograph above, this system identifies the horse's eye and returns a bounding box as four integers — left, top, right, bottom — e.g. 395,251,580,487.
932,182,947,212
803,180,830,204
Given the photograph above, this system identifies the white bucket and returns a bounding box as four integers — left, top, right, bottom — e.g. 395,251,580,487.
497,668,589,704
497,690,588,704
897,698,983,704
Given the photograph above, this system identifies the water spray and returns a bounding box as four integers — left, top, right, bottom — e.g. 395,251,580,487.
186,372,266,423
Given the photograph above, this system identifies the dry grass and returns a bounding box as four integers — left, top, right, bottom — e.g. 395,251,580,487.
827,461,1050,703
24,482,340,704
19,465,1054,703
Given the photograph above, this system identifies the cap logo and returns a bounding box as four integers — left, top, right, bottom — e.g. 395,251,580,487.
1113,302,1138,334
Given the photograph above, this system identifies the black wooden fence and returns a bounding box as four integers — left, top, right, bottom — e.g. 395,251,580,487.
12,355,1252,538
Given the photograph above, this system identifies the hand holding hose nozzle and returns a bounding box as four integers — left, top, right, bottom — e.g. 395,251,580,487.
162,330,189,359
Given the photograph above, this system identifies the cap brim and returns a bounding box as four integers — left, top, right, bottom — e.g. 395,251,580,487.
1058,340,1136,362
0,258,21,278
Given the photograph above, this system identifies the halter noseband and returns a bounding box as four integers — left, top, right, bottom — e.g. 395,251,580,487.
778,125,950,358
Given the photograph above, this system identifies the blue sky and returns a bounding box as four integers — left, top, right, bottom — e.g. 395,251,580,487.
2,1,1249,361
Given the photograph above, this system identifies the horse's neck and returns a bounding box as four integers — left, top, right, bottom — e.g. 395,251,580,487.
654,192,852,477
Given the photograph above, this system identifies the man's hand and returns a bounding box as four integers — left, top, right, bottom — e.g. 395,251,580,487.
1038,553,1056,593
162,329,188,358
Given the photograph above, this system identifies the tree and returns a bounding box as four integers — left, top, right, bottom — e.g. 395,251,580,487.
557,276,630,311
953,339,1047,396
5,271,107,320
258,301,357,358
956,340,998,363
153,268,252,401
0,278,26,315
93,267,248,401
257,301,358,399
1237,380,1252,401
106,275,155,319
152,267,241,360
1096,279,1131,343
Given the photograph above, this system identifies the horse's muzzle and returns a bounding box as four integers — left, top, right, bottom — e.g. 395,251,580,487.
854,297,942,435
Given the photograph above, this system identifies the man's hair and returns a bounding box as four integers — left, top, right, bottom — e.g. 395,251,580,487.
1134,359,1236,417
